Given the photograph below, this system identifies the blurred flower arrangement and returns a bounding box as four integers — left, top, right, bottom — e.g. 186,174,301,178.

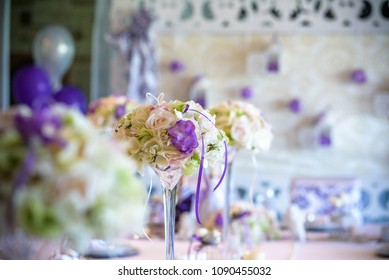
114,93,226,177
87,95,135,133
0,104,146,254
209,100,273,152
187,202,280,259
205,203,280,243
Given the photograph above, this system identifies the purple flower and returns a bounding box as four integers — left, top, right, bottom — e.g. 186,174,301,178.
14,107,66,148
114,104,126,119
168,120,198,154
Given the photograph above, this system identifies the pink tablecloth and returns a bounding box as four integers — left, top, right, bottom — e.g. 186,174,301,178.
125,238,384,260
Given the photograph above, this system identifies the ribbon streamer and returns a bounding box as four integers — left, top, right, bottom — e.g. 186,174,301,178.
187,108,228,224
188,108,228,192
194,133,205,224
106,9,157,103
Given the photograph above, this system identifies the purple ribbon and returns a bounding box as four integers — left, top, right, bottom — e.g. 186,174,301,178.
187,109,228,225
195,134,205,224
200,171,210,205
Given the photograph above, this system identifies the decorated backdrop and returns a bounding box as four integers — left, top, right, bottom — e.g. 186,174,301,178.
108,0,389,223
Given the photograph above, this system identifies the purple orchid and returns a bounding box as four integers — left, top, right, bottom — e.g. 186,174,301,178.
114,104,126,119
14,107,66,148
168,120,198,154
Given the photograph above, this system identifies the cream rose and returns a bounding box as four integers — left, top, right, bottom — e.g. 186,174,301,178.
231,116,251,148
146,107,176,130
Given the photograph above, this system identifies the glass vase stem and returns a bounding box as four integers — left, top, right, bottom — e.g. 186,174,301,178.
163,186,177,260
223,161,233,256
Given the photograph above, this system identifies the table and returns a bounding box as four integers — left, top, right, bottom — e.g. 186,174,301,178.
124,238,385,260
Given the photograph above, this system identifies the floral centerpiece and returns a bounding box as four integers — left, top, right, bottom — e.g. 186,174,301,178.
205,203,280,242
188,202,279,260
115,93,226,177
87,94,135,133
208,100,273,257
208,100,273,152
114,93,227,259
0,104,146,258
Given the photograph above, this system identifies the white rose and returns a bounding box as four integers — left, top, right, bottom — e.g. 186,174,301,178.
231,116,251,148
146,107,176,130
251,128,273,151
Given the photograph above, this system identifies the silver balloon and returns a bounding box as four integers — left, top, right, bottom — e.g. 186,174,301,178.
33,25,75,91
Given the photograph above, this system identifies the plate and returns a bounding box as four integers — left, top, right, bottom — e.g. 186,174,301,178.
84,240,139,259
305,223,344,233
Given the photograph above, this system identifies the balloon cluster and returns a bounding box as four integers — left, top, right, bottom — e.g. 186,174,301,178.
12,25,87,113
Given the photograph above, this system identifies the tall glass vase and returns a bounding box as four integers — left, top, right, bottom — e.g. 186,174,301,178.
152,166,182,260
223,147,238,258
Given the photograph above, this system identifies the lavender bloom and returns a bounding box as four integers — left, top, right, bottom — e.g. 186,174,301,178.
114,104,126,119
168,120,198,154
14,108,66,148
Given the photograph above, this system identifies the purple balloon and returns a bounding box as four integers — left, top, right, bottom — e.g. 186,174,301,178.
12,65,53,108
240,86,253,100
54,85,87,114
350,69,367,84
169,60,185,73
288,98,302,114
